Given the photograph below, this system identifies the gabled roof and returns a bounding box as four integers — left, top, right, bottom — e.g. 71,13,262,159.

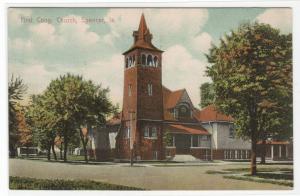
123,14,163,54
165,124,210,135
107,113,122,126
163,86,185,109
196,105,233,122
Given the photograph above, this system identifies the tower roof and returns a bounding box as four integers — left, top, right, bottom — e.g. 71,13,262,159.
123,13,163,55
138,13,148,40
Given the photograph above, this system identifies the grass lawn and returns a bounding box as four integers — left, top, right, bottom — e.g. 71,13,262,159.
17,154,92,162
10,176,144,190
206,166,293,187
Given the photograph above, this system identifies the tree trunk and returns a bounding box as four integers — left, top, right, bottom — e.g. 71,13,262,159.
251,131,257,175
47,145,51,161
26,146,29,158
51,143,57,160
79,128,89,163
83,143,88,163
63,139,68,162
260,139,266,164
60,142,63,160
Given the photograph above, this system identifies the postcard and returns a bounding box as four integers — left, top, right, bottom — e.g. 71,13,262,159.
7,6,293,191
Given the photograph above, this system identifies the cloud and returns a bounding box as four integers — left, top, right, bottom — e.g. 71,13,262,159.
8,8,211,107
105,8,209,48
256,8,292,34
81,55,124,104
58,15,100,46
162,44,211,106
8,14,108,68
9,38,33,51
29,23,62,46
8,54,124,105
8,61,57,98
191,32,213,54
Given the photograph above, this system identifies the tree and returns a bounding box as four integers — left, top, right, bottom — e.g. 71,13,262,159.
163,131,173,147
26,95,58,160
206,22,292,175
41,74,114,162
8,75,27,157
16,106,32,156
200,82,215,108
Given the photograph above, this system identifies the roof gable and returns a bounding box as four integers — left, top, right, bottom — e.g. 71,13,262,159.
197,105,233,122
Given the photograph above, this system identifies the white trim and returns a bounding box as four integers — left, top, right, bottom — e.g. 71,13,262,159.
190,147,210,149
201,121,234,124
144,137,157,140
164,121,203,126
271,145,274,160
139,119,163,122
172,135,175,147
279,145,282,158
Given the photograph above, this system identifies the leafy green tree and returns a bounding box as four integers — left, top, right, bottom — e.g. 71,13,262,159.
26,95,59,160
8,75,27,157
200,82,215,108
41,74,114,162
206,22,292,175
163,131,173,147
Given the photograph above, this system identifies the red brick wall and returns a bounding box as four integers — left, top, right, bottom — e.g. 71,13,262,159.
136,65,163,120
165,147,176,157
190,148,211,160
212,149,224,160
94,149,115,161
137,121,164,160
118,48,164,161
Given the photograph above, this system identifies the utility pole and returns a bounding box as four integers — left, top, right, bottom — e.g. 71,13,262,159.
129,111,135,166
209,121,213,161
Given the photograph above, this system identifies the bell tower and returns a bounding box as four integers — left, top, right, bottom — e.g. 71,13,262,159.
118,14,164,160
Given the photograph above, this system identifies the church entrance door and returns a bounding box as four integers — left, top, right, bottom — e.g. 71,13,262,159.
175,134,191,154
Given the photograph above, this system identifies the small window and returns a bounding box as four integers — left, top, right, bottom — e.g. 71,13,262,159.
202,135,208,140
192,135,199,147
129,56,133,67
151,127,157,138
152,151,158,160
132,55,135,66
142,54,146,65
144,127,149,137
229,125,235,138
125,127,130,138
126,58,129,68
144,126,157,138
153,56,158,67
128,84,132,96
148,83,153,96
147,55,153,66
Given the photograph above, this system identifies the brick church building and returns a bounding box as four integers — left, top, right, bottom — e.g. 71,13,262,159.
114,13,247,161
89,14,292,162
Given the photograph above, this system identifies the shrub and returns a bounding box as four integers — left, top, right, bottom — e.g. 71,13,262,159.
9,176,144,190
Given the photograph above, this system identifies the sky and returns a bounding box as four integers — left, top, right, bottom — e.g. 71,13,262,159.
8,7,292,108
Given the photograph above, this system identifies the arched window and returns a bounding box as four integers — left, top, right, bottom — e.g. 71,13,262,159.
129,56,133,67
147,55,153,66
153,56,158,67
142,54,146,65
125,57,129,68
178,104,190,118
132,55,135,66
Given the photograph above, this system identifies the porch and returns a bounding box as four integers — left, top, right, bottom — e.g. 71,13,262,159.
164,124,212,160
257,140,293,161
